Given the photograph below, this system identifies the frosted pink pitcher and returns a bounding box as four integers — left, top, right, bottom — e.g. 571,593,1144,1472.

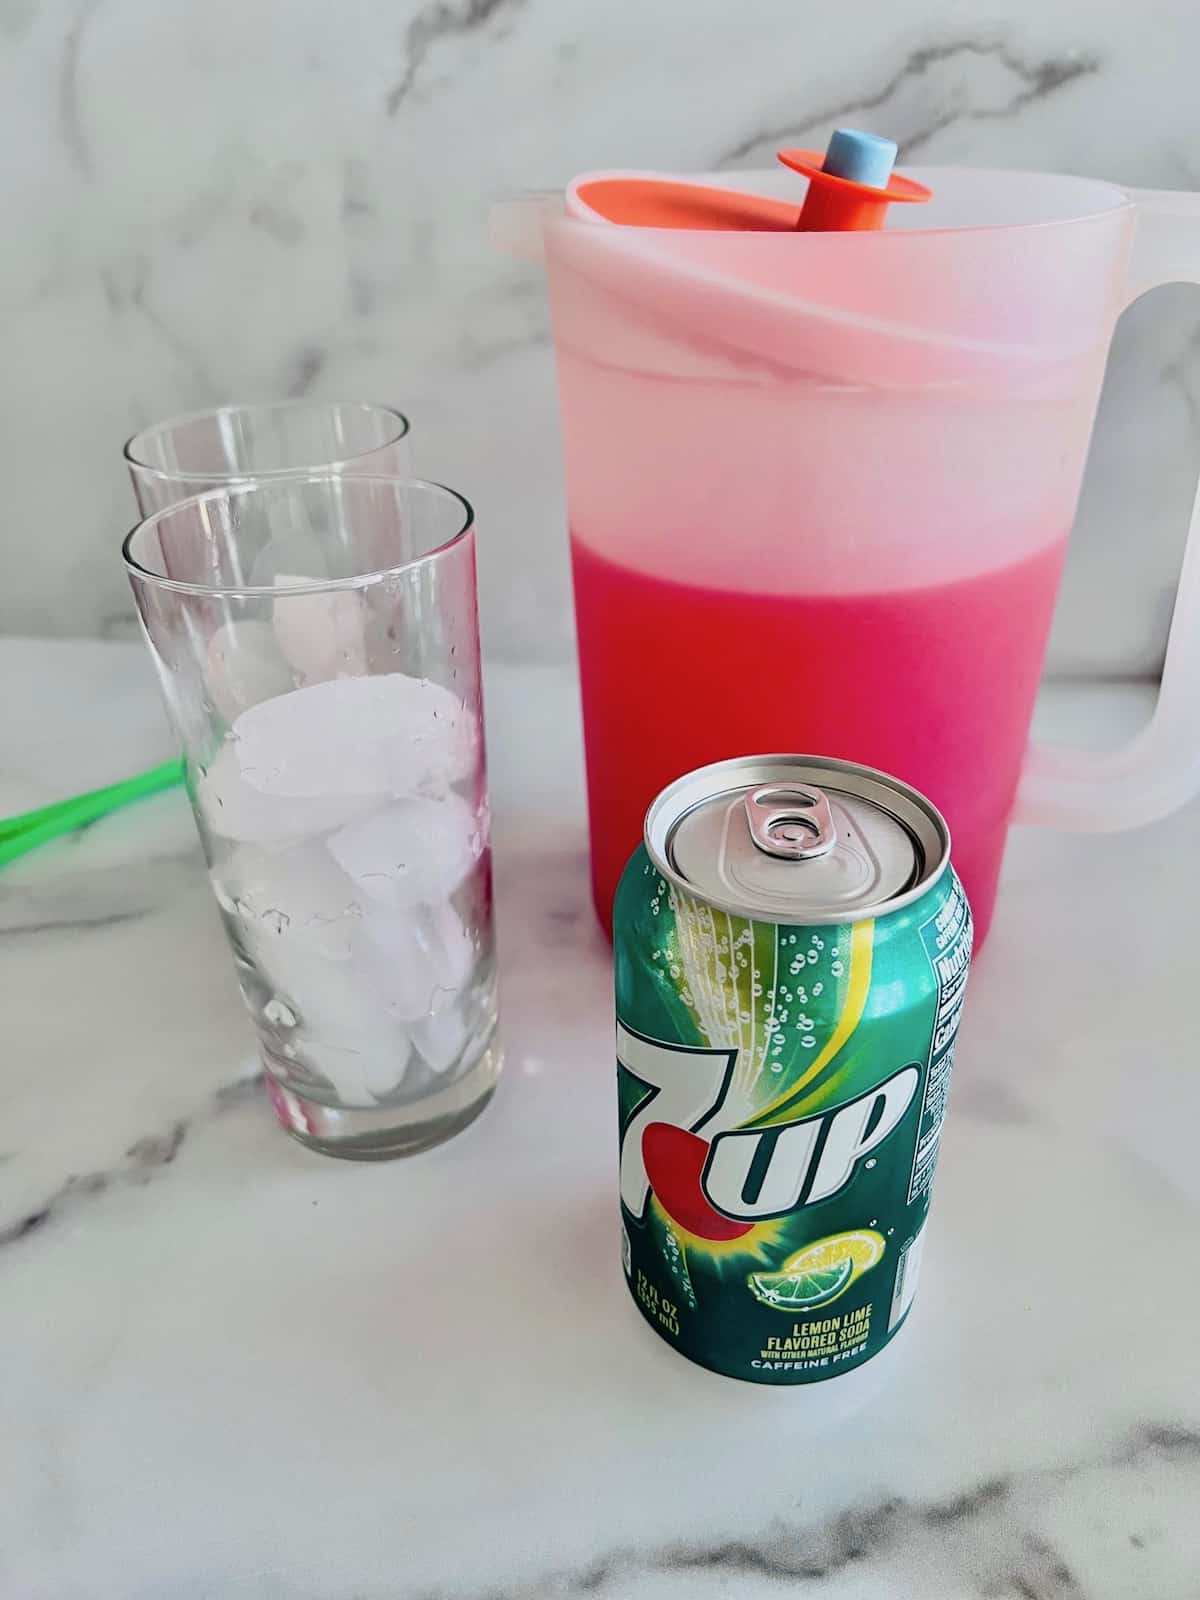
506,164,1200,942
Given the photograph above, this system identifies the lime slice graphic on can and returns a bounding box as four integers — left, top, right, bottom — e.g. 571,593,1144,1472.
748,1230,887,1313
748,1256,853,1311
782,1229,885,1284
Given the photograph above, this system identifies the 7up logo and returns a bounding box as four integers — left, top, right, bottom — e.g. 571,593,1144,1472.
617,1024,919,1241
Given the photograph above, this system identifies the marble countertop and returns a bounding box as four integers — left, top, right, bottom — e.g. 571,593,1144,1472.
3,639,1198,1599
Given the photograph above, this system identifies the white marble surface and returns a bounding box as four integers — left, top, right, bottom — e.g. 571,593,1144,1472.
2,638,1199,1598
3,1,1200,676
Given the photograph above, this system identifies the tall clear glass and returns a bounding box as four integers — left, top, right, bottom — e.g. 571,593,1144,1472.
123,474,499,1160
124,400,411,516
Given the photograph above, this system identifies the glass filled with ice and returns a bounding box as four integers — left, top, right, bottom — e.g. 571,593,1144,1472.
124,473,499,1159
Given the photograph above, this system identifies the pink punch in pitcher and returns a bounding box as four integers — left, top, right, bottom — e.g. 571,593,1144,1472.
519,144,1200,941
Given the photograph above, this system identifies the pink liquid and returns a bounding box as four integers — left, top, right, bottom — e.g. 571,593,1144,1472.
572,533,1069,943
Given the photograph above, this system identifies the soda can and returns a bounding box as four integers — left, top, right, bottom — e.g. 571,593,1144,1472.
614,755,972,1384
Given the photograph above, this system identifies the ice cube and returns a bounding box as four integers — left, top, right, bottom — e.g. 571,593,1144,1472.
272,573,368,685
213,842,365,958
411,1003,471,1075
302,1030,413,1106
361,1029,413,1100
198,744,377,845
327,795,481,908
295,1033,414,1106
237,924,355,1036
356,909,440,1022
231,674,475,801
414,902,477,1004
297,1041,374,1106
215,845,413,1105
205,620,294,722
357,901,478,1021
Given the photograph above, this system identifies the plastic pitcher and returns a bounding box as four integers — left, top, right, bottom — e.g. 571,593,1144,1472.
526,161,1200,941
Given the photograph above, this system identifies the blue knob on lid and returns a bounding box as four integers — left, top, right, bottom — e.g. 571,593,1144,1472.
821,128,898,190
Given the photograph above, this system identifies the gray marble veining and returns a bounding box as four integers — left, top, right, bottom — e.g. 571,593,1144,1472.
716,38,1102,165
473,1428,1197,1598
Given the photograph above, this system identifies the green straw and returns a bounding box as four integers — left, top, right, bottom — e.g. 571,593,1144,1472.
0,757,186,868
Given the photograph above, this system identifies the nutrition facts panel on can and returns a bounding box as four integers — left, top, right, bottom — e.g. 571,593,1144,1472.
909,877,972,1204
888,1223,927,1330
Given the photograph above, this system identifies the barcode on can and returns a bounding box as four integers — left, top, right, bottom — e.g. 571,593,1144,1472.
888,1224,926,1331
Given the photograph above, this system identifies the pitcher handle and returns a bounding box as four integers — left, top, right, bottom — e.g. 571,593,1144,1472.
1015,188,1200,830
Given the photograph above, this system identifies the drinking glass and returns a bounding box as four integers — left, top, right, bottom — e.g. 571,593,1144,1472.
125,401,411,515
123,473,499,1159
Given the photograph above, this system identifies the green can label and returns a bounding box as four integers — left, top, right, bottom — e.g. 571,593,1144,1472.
614,848,972,1384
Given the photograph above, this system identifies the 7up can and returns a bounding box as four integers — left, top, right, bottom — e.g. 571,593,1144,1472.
614,755,972,1384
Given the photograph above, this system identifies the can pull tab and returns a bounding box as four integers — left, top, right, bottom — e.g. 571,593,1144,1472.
745,785,838,860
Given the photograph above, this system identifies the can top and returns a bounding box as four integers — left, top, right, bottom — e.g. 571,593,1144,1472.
644,755,950,925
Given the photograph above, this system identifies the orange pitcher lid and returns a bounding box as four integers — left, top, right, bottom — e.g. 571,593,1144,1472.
571,127,932,233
